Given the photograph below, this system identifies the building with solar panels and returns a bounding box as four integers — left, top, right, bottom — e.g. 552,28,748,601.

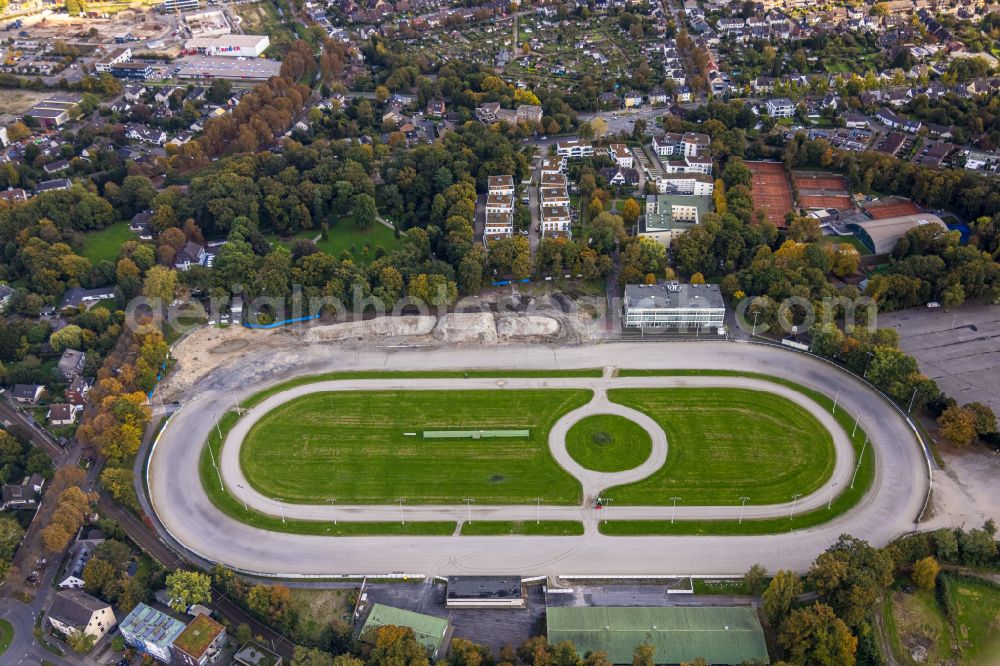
546,606,769,665
119,603,187,663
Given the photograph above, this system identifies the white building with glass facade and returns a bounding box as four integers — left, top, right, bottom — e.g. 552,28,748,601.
623,282,726,330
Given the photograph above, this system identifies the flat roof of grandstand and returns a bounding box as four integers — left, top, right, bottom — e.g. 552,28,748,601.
547,606,769,665
360,604,449,658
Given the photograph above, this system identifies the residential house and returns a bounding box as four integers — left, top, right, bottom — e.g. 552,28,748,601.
59,538,102,589
1,474,43,511
540,156,565,177
875,107,922,133
555,139,594,159
233,642,283,666
47,590,117,641
599,167,640,187
425,99,446,116
171,614,227,666
119,603,187,663
11,384,44,404
58,349,87,379
124,85,147,103
607,144,634,168
174,242,209,271
47,403,76,427
648,87,668,105
66,376,93,407
623,91,644,108
843,113,870,129
127,124,168,145
766,98,796,118
656,172,715,196
0,188,28,205
60,286,117,310
35,179,72,194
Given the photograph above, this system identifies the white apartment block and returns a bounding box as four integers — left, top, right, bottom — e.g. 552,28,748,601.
766,98,796,118
652,132,711,158
607,144,634,168
656,173,715,196
556,139,594,159
540,156,565,177
487,175,515,197
662,156,713,176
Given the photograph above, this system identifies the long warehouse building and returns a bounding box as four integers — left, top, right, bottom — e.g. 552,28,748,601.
185,34,269,57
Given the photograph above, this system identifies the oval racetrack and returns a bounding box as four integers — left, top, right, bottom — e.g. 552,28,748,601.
147,341,930,577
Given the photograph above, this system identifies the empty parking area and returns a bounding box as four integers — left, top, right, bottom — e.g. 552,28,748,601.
877,303,1000,416
793,171,853,210
746,162,794,228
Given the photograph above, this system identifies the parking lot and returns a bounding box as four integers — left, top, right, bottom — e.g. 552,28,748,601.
877,302,1000,415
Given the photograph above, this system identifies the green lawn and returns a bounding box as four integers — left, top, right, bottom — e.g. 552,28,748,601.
603,388,835,505
240,389,592,504
882,585,954,665
269,219,400,265
81,223,137,264
314,219,399,263
817,234,873,256
460,521,584,536
0,619,12,656
943,575,1000,664
565,414,652,472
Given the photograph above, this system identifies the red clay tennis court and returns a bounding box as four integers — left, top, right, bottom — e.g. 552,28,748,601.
864,198,922,219
747,162,793,227
793,171,852,210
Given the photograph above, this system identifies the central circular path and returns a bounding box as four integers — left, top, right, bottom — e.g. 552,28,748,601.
547,390,668,501
566,414,653,473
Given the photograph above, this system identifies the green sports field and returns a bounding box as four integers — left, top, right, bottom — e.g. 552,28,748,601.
602,388,835,505
566,414,652,472
240,389,592,504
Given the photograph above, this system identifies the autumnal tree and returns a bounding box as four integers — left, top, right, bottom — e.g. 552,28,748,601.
83,558,116,596
100,467,139,512
166,570,212,612
937,406,978,445
779,603,857,666
622,198,640,228
591,117,608,143
291,647,335,666
5,121,31,142
807,535,893,628
354,193,378,230
690,272,706,285
143,265,179,303
762,569,803,626
632,643,655,666
743,563,768,595
911,556,940,589
370,625,430,666
965,402,997,436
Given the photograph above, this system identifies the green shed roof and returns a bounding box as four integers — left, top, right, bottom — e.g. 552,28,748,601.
361,604,449,657
546,606,769,665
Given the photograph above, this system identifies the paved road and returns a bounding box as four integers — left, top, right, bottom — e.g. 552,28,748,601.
147,342,929,577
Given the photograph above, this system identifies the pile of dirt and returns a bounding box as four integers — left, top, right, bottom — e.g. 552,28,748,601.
433,313,498,344
497,315,561,338
303,316,437,342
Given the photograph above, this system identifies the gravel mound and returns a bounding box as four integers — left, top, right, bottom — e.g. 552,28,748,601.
303,316,437,341
496,315,561,338
433,312,498,344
